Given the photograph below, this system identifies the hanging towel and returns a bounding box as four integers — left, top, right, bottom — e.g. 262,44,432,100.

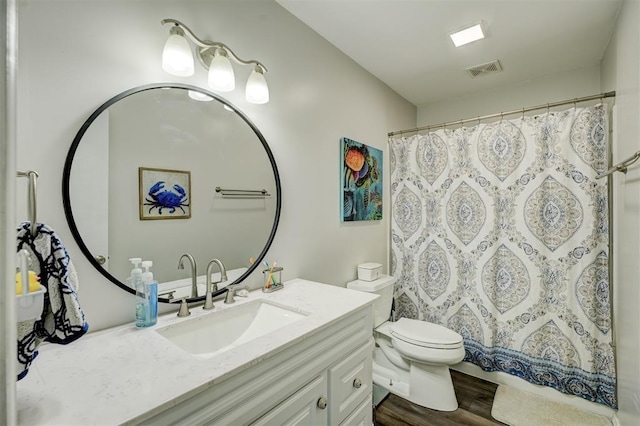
16,221,89,380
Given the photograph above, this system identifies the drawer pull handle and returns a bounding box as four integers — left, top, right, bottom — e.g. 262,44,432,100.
317,397,327,409
353,378,362,389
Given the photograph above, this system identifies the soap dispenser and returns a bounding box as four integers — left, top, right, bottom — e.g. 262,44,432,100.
136,260,158,327
128,257,143,289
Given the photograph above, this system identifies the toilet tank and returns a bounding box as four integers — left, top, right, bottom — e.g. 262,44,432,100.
347,275,396,327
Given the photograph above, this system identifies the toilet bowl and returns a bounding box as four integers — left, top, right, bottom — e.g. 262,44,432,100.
347,275,465,411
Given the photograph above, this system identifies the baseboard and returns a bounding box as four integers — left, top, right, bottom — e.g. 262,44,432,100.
452,362,617,421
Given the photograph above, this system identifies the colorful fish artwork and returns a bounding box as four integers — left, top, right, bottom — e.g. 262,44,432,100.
340,137,383,221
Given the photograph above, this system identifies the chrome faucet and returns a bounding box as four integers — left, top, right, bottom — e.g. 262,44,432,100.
204,258,227,310
178,253,198,298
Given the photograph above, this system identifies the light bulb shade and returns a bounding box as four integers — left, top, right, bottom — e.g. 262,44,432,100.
188,90,213,102
246,69,269,104
162,31,194,77
208,54,235,92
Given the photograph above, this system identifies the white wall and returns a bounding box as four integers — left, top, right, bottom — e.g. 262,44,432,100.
16,0,415,331
417,65,602,126
601,1,640,424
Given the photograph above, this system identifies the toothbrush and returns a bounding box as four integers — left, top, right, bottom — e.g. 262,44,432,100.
265,262,274,287
266,261,278,287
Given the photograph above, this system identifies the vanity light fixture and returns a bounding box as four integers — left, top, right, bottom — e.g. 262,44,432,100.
161,18,269,104
449,23,485,47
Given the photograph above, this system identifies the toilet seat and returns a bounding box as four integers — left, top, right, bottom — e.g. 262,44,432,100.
390,318,463,350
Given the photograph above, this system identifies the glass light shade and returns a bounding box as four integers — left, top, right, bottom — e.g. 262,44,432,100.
246,69,269,104
188,90,213,102
162,33,194,77
208,54,235,92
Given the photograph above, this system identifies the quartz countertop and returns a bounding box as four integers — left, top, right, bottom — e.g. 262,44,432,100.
16,279,377,425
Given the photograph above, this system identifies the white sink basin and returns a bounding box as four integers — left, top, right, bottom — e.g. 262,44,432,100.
156,299,308,358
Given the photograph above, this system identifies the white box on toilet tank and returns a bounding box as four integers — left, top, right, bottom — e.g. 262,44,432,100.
357,262,382,281
347,275,396,327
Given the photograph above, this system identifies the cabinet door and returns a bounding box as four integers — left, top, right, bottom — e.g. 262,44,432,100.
251,374,328,426
339,396,372,426
328,341,373,425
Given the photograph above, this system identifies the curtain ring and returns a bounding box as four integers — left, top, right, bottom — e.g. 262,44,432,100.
477,116,481,127
521,108,525,120
500,112,504,124
546,103,550,114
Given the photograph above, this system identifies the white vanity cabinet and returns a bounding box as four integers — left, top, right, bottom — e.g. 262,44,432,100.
136,302,374,426
252,373,328,425
254,340,373,426
328,341,373,424
17,280,378,426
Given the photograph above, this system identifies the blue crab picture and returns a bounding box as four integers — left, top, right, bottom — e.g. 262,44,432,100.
139,167,191,220
144,181,190,215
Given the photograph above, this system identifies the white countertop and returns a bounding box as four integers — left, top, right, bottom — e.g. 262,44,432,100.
16,279,377,425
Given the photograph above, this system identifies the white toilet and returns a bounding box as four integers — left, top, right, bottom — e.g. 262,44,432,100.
347,275,465,411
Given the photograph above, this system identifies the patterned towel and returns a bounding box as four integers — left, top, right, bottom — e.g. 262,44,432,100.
16,222,89,380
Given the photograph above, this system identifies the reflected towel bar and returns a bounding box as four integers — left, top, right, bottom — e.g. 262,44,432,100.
17,170,39,236
597,151,640,179
215,186,271,197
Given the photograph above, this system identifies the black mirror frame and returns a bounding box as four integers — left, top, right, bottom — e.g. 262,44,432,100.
62,83,281,304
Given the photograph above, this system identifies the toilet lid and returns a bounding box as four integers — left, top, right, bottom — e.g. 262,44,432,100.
390,318,463,348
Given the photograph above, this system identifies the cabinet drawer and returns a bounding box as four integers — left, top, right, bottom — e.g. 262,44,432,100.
251,374,328,426
328,339,373,425
339,396,372,426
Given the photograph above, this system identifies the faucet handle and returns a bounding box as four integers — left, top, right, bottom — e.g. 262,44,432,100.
224,287,237,304
224,285,248,304
170,297,191,317
158,290,176,300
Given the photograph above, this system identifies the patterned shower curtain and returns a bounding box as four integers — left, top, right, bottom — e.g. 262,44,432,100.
389,104,616,408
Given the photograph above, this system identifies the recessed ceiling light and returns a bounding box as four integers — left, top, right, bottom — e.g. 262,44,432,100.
450,23,485,47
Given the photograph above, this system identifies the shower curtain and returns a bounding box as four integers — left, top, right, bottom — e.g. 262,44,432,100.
389,104,616,408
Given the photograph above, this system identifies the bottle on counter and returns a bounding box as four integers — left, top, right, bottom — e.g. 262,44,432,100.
136,260,158,327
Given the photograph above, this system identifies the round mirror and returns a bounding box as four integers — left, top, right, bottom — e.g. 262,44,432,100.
62,83,281,303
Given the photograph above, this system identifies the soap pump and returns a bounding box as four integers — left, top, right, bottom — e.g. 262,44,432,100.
128,257,143,288
135,260,158,327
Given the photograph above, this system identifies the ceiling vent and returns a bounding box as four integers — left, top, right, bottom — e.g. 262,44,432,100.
466,60,502,78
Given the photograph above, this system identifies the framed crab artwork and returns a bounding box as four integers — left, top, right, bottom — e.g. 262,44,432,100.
340,137,383,221
138,167,191,220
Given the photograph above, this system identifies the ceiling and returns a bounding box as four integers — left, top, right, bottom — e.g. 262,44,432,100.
276,0,622,107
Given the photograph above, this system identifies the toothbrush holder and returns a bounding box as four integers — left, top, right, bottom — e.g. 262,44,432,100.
262,266,284,293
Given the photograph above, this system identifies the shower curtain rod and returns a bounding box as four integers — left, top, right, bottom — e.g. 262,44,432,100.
388,91,616,137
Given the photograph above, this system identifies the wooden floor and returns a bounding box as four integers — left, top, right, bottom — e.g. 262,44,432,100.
374,370,507,426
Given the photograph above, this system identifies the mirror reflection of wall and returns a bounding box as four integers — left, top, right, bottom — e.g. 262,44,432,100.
68,86,278,289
